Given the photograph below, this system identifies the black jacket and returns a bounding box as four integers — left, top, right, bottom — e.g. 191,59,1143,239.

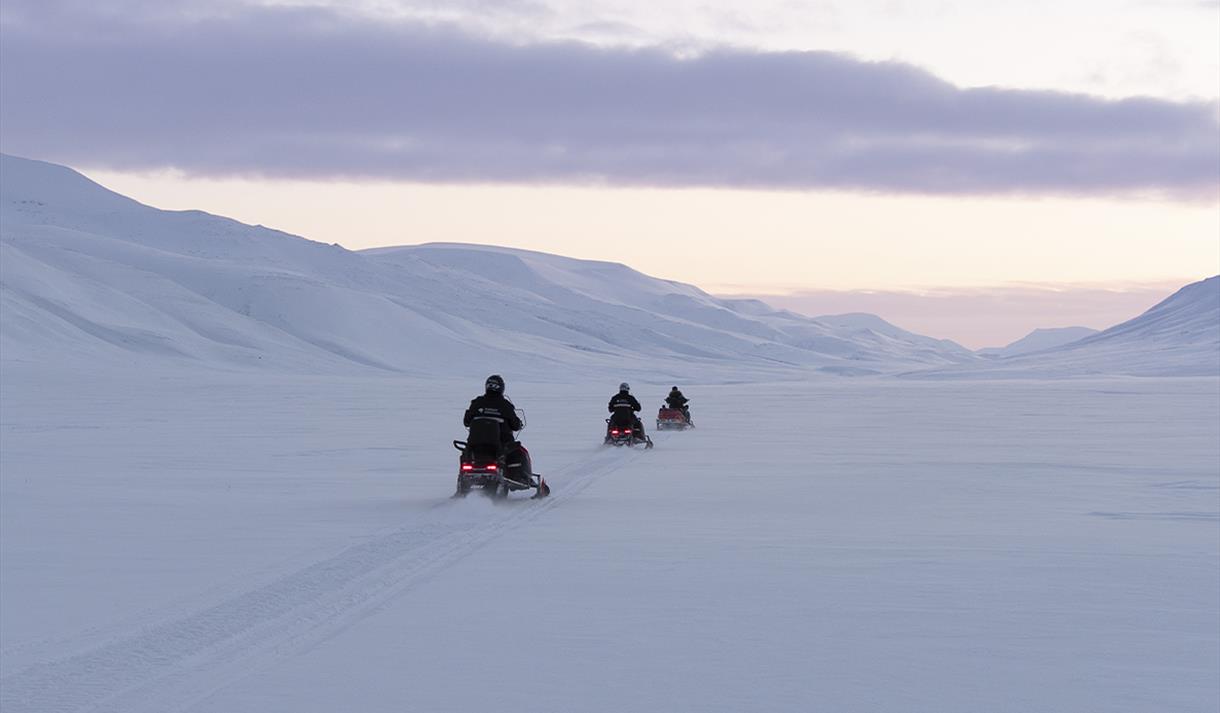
608,391,641,414
665,390,688,409
464,392,523,443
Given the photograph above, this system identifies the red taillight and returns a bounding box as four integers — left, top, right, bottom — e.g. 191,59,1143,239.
611,429,619,435
485,464,498,471
461,464,473,471
625,429,632,434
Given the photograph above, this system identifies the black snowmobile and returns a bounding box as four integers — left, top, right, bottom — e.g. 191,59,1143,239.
453,416,550,499
603,413,654,448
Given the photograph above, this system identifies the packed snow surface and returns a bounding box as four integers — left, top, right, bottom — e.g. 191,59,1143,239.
2,364,1217,713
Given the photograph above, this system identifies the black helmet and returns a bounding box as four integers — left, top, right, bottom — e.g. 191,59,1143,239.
619,382,630,392
671,386,678,391
485,374,505,393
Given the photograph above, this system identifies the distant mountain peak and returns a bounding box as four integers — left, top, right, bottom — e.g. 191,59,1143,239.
913,275,1219,378
978,325,1100,358
1061,275,1219,349
1,153,140,215
814,312,972,355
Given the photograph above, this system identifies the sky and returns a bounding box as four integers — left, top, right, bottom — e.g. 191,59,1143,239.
1,0,1217,347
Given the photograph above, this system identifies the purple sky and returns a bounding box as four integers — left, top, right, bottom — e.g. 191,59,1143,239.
1,0,1217,196
748,282,1190,349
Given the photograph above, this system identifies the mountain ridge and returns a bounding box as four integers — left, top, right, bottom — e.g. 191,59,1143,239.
908,276,1219,378
0,154,978,380
978,326,1100,358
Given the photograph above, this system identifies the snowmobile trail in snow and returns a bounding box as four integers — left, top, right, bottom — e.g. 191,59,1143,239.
0,446,640,713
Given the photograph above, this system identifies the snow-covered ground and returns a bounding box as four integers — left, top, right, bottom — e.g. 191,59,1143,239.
2,363,1217,712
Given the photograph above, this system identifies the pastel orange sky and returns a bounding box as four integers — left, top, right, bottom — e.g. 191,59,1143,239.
87,170,1218,293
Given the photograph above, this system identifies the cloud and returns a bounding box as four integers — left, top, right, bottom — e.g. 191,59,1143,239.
1,1,1216,196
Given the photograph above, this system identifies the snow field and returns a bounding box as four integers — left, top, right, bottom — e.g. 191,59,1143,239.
1,366,1217,712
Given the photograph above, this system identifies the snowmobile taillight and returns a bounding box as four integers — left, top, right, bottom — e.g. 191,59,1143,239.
461,464,473,471
610,429,619,435
485,464,498,471
625,429,632,434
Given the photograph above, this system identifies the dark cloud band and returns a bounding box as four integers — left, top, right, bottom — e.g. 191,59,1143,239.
1,3,1216,195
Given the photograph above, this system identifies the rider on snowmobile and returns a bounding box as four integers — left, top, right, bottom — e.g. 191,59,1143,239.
665,386,691,423
464,374,531,482
608,382,646,440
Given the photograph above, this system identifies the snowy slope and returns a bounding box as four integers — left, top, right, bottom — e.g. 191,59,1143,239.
1077,276,1219,346
365,244,981,375
913,276,1219,378
1042,275,1220,375
977,326,1100,357
1,154,976,379
812,311,974,360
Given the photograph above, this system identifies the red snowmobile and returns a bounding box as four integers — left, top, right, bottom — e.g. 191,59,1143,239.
656,402,693,431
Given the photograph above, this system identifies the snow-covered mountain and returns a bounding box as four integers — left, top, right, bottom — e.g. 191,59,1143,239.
1037,276,1219,375
810,312,974,360
977,326,1099,358
914,276,1219,378
0,154,977,379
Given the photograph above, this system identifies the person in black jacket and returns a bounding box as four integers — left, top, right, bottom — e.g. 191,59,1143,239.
608,382,646,439
665,386,691,423
464,374,530,482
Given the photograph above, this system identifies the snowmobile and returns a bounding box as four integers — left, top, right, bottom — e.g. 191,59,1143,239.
453,416,549,499
656,402,693,431
603,416,654,448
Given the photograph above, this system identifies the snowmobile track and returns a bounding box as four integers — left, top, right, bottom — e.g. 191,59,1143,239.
0,447,637,713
